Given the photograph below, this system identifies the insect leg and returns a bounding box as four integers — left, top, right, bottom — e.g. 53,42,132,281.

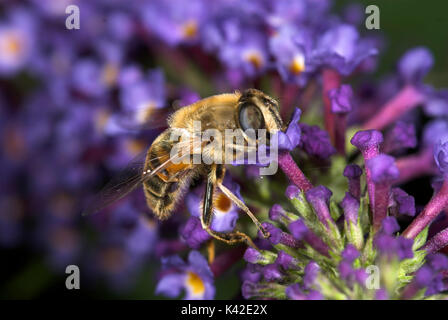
217,182,270,239
199,165,258,249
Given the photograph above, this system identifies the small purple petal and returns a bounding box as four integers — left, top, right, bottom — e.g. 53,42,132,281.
366,154,399,183
303,261,320,289
343,164,363,179
285,185,300,199
350,130,384,151
398,47,434,84
262,264,283,281
341,244,360,263
275,251,294,270
382,216,400,235
434,140,448,176
288,219,308,240
181,217,211,249
299,123,336,159
391,188,416,217
269,204,286,221
385,121,417,152
244,247,263,264
341,193,360,224
329,84,354,114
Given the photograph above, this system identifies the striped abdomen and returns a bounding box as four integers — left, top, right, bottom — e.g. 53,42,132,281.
143,129,193,220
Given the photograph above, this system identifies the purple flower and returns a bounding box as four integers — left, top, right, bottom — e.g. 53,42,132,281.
303,261,320,289
354,269,368,285
343,165,362,199
351,130,384,155
181,217,211,249
269,25,314,86
286,283,323,300
341,193,360,224
0,9,35,75
275,251,298,270
141,0,206,46
423,120,448,148
285,185,300,200
366,154,400,184
259,223,281,245
125,215,158,255
313,24,378,75
71,59,109,98
382,216,400,235
276,108,302,151
412,254,448,296
329,84,354,114
260,222,300,248
156,250,215,300
423,89,448,117
384,121,417,153
116,68,166,126
398,47,434,84
219,29,269,78
299,123,336,159
186,179,241,233
434,140,448,176
375,289,389,300
107,11,135,42
262,264,283,281
269,204,286,221
343,164,363,179
305,185,334,227
374,234,413,260
244,247,270,265
341,244,360,263
241,267,262,283
391,188,416,217
288,219,308,241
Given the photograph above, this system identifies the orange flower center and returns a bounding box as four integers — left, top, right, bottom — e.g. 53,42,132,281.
102,63,118,86
2,33,22,55
186,271,205,295
289,55,305,75
214,193,232,212
182,20,198,39
245,51,263,70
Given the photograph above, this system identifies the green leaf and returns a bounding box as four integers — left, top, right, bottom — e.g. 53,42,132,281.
329,200,342,221
398,249,427,278
412,226,429,251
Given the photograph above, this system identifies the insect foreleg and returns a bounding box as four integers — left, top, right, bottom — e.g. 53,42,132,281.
217,182,270,239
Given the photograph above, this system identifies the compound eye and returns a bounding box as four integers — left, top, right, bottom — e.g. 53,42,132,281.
239,104,265,130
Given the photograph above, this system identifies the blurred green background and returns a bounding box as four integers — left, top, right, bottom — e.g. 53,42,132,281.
337,0,448,86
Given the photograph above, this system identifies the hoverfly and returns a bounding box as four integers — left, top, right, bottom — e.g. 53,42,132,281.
84,89,286,248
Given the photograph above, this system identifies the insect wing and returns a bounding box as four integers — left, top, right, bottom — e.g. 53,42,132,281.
112,107,173,132
82,150,150,216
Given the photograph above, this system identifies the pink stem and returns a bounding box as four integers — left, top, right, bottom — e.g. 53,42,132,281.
348,178,361,200
322,68,341,145
362,85,425,131
395,149,436,184
403,180,448,239
280,83,299,120
423,227,448,253
334,114,347,155
278,151,313,192
361,145,380,212
373,182,391,232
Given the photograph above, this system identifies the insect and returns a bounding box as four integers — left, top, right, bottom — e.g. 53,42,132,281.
84,89,285,248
